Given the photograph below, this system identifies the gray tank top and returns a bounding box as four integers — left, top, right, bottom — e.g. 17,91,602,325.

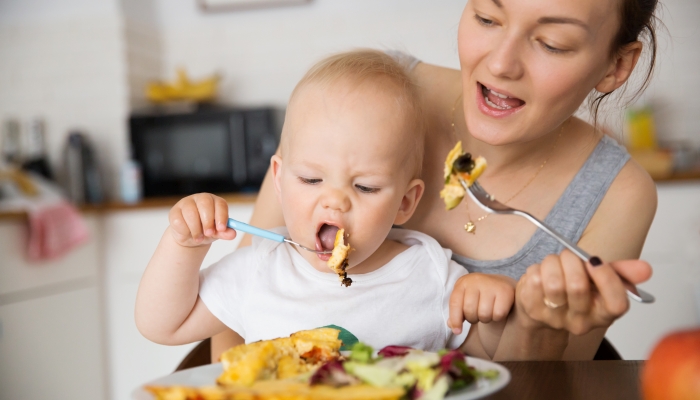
386,50,631,279
451,135,630,278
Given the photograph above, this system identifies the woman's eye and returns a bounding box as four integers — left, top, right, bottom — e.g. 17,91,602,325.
540,41,565,54
355,184,379,194
474,14,495,27
299,177,321,185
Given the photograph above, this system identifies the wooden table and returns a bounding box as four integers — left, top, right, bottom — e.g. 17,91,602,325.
483,361,644,400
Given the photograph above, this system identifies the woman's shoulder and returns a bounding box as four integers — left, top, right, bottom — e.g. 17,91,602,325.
409,61,462,113
581,144,657,260
605,155,657,221
595,133,657,217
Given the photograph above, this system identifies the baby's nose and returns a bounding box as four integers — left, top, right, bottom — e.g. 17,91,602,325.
321,188,351,212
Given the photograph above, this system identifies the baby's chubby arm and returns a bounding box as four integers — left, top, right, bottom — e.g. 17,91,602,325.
135,193,237,345
447,273,516,359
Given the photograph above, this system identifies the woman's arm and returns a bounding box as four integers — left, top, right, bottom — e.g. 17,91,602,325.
563,158,657,359
493,159,657,360
210,162,286,361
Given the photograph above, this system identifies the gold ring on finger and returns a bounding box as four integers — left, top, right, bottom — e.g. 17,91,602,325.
543,297,566,309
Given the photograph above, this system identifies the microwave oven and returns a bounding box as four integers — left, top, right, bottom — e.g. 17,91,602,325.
129,106,282,197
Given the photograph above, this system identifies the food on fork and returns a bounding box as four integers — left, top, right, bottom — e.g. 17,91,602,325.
326,229,352,287
439,142,487,210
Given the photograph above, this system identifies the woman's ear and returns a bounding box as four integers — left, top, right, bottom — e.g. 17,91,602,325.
596,41,643,94
270,155,284,201
394,178,425,226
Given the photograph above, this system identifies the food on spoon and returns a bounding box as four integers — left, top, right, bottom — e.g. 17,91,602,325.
440,141,487,210
327,228,352,287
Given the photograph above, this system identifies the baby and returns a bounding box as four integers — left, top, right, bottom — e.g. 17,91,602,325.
135,50,515,355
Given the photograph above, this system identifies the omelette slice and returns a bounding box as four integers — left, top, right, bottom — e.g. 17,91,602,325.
217,328,342,387
326,229,352,287
146,382,404,400
439,141,487,210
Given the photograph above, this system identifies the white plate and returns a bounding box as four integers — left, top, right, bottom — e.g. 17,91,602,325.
133,357,510,400
446,357,510,400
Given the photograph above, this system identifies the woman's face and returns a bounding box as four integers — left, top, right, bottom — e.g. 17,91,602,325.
458,0,621,144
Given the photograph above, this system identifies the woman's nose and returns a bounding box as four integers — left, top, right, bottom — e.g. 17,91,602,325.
487,34,524,80
321,188,351,213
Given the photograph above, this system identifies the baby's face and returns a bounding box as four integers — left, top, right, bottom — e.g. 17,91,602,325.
272,80,420,272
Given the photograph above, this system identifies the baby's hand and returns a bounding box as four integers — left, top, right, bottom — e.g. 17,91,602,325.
448,273,516,334
168,193,237,247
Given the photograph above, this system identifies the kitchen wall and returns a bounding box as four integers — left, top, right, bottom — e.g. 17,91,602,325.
153,0,467,106
641,0,700,145
0,0,129,199
154,0,700,145
121,0,163,111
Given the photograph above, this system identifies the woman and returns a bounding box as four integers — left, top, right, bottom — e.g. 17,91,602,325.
212,0,658,361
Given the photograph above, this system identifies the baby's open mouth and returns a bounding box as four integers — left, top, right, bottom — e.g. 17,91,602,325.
317,223,341,252
317,223,352,287
479,83,525,110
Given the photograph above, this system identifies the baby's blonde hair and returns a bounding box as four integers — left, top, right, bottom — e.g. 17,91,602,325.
286,49,425,178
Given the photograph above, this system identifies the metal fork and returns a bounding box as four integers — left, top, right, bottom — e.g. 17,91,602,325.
459,179,655,303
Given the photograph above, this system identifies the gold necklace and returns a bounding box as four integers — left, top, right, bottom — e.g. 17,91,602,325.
450,94,564,234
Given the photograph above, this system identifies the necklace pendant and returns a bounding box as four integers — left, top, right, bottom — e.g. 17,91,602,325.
464,221,476,234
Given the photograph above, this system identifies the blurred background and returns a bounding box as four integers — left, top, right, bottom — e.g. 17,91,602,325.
0,0,698,399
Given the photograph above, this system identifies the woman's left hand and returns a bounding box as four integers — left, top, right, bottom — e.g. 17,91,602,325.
515,250,652,335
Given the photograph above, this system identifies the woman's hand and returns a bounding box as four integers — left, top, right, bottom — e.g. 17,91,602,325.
169,193,237,247
448,273,517,334
515,250,652,335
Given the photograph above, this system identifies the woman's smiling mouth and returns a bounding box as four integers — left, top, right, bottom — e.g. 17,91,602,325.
476,82,525,117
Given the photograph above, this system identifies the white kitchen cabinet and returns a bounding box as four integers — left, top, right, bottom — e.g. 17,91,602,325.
607,182,700,360
0,215,106,400
0,201,255,400
0,287,106,400
0,215,102,296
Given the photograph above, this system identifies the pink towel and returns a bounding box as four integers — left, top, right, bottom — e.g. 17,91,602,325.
26,201,89,261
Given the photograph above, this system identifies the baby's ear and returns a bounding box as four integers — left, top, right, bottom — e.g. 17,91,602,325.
394,178,425,225
270,155,284,200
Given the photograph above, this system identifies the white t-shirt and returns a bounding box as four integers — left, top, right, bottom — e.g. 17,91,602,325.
199,228,470,352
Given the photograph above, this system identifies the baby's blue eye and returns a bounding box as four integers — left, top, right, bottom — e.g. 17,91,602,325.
355,184,379,194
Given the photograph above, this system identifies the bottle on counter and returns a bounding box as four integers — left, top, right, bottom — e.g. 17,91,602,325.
63,131,103,205
1,119,22,166
120,158,142,204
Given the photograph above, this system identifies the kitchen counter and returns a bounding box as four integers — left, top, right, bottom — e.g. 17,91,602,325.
0,192,258,220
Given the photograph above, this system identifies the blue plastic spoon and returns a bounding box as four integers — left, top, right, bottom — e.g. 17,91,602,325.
227,218,332,254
